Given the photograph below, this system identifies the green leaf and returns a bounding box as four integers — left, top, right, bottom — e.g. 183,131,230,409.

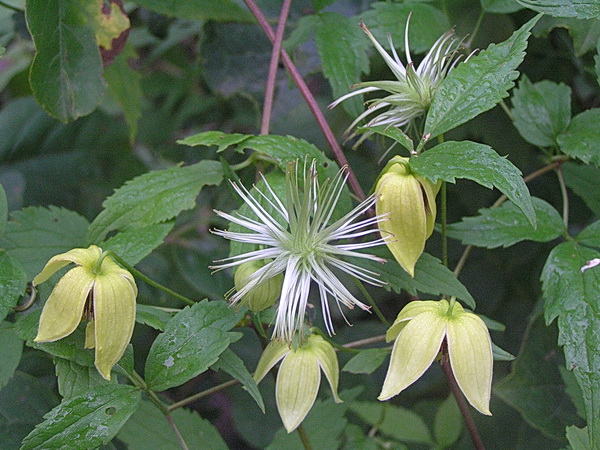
54,358,113,400
425,15,540,139
557,108,600,166
596,38,600,87
133,0,253,22
21,384,141,449
350,401,434,445
563,162,600,216
145,300,244,392
135,304,175,331
361,2,451,54
495,312,583,440
541,242,600,447
1,206,89,279
446,197,564,249
0,372,59,449
177,130,250,153
511,76,571,147
567,425,591,449
102,222,174,266
578,220,600,248
493,342,516,361
211,348,265,413
410,141,536,226
481,0,524,13
0,250,26,322
0,327,23,389
358,125,414,154
359,248,475,309
535,16,600,56
87,160,223,243
26,0,104,122
315,12,369,118
29,328,95,367
342,348,390,375
433,395,462,448
517,0,600,19
117,400,228,450
0,183,6,237
104,44,142,143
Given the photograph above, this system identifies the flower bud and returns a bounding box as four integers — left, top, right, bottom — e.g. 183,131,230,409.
234,259,283,312
376,156,439,277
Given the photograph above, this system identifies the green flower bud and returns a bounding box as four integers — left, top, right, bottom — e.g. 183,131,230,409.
234,260,283,312
376,156,439,277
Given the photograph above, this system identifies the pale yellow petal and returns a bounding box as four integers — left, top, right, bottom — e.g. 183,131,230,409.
33,246,102,285
253,340,290,384
276,350,320,433
379,311,447,400
92,272,137,380
447,313,493,416
34,267,94,342
386,300,440,342
85,320,95,349
311,336,342,403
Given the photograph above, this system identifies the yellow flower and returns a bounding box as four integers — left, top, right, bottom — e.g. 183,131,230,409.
234,259,283,312
379,299,493,415
376,156,439,276
254,334,341,432
33,245,137,380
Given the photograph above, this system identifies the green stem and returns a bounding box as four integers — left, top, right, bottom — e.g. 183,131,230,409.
556,165,569,231
441,181,448,268
311,328,360,353
499,100,513,122
165,414,190,450
465,11,485,49
168,379,240,412
353,278,389,327
297,425,314,450
0,1,23,12
108,252,195,306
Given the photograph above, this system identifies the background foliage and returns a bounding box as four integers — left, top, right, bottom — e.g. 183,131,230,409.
1,0,599,448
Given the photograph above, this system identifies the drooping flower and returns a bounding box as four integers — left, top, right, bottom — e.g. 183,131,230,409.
254,333,341,432
329,16,466,141
211,159,389,343
379,299,493,415
376,156,440,277
33,245,137,380
234,259,283,312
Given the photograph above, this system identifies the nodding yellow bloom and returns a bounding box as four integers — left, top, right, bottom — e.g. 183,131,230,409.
376,156,439,277
33,245,137,380
254,334,341,433
379,299,493,415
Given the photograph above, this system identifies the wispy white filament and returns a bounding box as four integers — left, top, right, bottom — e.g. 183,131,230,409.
211,160,389,342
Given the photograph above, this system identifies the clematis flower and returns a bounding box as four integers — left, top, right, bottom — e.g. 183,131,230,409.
329,16,467,141
254,333,341,432
33,245,137,380
211,159,389,343
379,299,493,415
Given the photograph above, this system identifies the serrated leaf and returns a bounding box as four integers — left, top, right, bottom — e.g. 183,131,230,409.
145,300,244,392
350,401,433,445
315,12,369,118
1,206,89,279
447,197,563,249
0,183,6,237
0,327,23,389
511,76,571,147
361,2,451,54
577,220,600,248
517,0,600,19
342,348,390,375
495,312,583,440
410,141,536,226
211,348,265,413
117,400,228,450
562,161,600,216
104,44,142,143
87,160,223,243
0,371,59,449
55,358,113,400
557,108,600,166
541,242,600,448
358,248,475,309
425,15,540,138
433,395,462,448
135,304,175,331
26,0,104,122
177,131,251,153
133,0,253,22
358,125,414,153
21,384,141,450
102,222,174,266
0,250,26,322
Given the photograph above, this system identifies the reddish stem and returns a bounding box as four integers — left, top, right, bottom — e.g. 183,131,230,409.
261,0,293,135
243,0,366,201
